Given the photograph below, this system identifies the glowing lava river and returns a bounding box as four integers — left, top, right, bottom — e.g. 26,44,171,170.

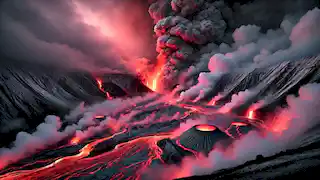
0,129,170,180
1,76,320,180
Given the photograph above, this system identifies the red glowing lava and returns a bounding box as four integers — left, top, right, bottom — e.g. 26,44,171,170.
0,129,171,180
196,124,216,132
96,78,113,100
145,54,166,92
95,115,105,119
248,110,254,119
175,140,198,156
208,99,216,106
70,137,80,145
269,112,291,135
106,92,113,100
96,78,103,90
146,72,161,91
231,122,248,126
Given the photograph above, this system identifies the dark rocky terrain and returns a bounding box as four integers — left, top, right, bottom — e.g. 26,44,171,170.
0,56,319,179
0,60,151,147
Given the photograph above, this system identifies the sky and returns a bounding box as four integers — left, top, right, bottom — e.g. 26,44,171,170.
0,0,156,74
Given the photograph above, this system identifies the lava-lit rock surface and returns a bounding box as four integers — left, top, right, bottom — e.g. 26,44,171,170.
0,56,320,179
0,60,151,147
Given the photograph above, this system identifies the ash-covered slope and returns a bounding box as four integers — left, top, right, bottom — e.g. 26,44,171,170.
0,60,150,147
202,56,320,114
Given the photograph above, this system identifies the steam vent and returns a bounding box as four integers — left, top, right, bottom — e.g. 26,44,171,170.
178,125,231,154
227,122,257,138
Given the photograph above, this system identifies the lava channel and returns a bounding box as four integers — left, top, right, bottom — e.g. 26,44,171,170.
0,131,169,180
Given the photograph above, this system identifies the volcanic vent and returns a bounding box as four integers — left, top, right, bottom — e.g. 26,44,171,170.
177,125,231,154
226,122,258,138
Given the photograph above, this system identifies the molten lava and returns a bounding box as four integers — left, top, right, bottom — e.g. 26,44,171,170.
231,122,248,126
0,129,171,180
106,92,113,100
96,78,113,100
145,54,166,92
248,110,254,119
196,124,216,132
95,115,105,119
70,137,80,145
208,99,216,106
96,78,103,90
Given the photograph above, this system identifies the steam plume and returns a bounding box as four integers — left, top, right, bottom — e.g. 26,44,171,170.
179,7,320,102
164,83,320,179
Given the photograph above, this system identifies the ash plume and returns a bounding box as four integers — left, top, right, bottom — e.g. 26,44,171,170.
178,7,320,102
0,0,155,74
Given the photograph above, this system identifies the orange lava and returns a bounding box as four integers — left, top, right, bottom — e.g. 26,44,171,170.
95,115,105,119
106,92,113,100
248,110,254,119
145,54,166,92
0,130,171,180
96,78,113,100
208,99,216,106
175,140,198,156
231,122,248,126
269,112,291,134
70,137,81,145
96,78,103,91
196,124,216,131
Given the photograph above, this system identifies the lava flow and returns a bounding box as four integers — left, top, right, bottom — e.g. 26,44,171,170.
0,130,170,180
145,54,166,92
96,78,113,100
196,124,216,132
248,110,254,119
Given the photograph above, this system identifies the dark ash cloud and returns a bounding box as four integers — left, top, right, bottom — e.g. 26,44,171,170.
0,0,155,74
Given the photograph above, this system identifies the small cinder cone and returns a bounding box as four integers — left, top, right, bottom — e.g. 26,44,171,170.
178,124,231,154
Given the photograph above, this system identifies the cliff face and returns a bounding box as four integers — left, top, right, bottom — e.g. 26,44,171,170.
0,61,150,147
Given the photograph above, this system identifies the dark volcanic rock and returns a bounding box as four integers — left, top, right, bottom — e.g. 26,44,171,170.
203,56,320,116
0,60,151,147
157,138,193,164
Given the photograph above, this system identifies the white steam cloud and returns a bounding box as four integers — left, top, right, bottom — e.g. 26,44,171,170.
179,7,320,102
0,93,158,169
163,83,320,179
0,116,66,169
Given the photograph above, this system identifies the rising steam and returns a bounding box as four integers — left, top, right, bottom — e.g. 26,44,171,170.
154,83,320,179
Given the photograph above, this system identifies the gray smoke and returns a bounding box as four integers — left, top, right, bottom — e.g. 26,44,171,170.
0,93,159,169
148,0,319,91
159,83,320,179
0,116,67,169
0,0,155,74
149,0,229,90
178,7,320,101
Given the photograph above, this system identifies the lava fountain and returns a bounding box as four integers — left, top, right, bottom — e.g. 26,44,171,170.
145,54,166,92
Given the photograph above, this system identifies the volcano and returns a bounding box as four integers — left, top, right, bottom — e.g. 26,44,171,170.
1,0,320,180
177,125,232,154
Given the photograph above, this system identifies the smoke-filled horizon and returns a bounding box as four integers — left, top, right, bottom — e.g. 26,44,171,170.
148,0,319,93
0,0,320,179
